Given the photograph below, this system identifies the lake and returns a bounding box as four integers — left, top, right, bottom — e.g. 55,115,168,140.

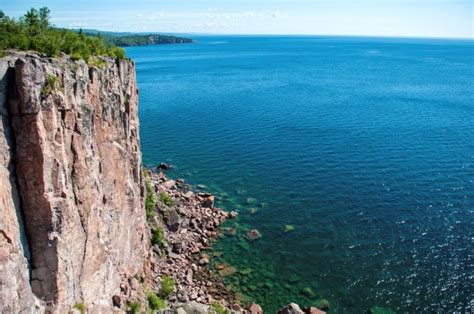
126,36,474,313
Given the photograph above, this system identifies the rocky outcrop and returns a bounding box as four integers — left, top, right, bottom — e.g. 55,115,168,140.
0,51,148,312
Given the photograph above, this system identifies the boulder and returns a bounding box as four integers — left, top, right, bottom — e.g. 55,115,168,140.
278,303,305,314
176,301,210,314
112,295,121,308
163,207,182,232
248,303,263,314
201,195,215,208
157,162,173,170
307,307,326,314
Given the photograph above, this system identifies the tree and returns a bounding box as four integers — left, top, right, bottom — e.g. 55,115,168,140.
1,7,125,61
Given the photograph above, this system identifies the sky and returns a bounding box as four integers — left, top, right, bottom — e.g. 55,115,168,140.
2,0,473,38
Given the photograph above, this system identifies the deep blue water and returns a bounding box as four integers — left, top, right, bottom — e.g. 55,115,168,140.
126,36,474,313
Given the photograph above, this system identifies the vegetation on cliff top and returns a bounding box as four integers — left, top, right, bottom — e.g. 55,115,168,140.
0,8,125,61
82,30,194,47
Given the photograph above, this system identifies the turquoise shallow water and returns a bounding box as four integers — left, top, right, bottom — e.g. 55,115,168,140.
126,36,474,313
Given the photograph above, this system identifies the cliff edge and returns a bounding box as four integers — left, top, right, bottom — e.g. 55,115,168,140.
0,51,148,312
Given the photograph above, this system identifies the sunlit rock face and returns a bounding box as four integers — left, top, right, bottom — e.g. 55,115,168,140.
0,51,148,312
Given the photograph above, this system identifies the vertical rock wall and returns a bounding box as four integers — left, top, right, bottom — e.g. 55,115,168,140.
0,52,148,312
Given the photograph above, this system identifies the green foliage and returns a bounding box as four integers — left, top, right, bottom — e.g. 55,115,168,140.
147,292,166,310
73,302,86,314
0,8,125,61
128,301,141,314
145,178,155,220
211,302,229,314
159,275,175,298
151,227,165,248
87,56,107,68
158,191,174,207
42,75,60,95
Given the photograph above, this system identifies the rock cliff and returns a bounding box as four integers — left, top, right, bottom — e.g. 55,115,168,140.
0,51,148,312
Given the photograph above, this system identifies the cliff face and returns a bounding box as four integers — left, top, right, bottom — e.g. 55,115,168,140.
0,52,148,312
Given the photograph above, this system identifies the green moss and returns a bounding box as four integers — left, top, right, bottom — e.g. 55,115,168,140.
211,302,229,314
73,303,86,314
159,275,175,298
147,292,166,310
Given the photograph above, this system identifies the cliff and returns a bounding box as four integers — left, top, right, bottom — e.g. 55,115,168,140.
0,51,148,312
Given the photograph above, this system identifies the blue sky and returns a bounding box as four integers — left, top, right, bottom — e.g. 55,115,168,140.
3,0,473,38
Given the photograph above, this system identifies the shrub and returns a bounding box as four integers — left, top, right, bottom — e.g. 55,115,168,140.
134,273,144,284
147,292,166,310
159,275,175,298
73,303,86,314
158,191,174,207
151,227,165,248
211,302,229,314
145,178,155,220
128,301,141,313
42,75,59,95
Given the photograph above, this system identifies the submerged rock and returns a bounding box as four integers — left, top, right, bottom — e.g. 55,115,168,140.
369,306,396,314
218,266,237,277
246,208,258,214
157,162,173,170
284,224,295,233
246,229,262,241
278,303,305,314
301,287,316,298
313,299,330,311
246,197,257,204
222,227,237,236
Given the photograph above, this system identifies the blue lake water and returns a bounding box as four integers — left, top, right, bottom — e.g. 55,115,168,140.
126,36,474,313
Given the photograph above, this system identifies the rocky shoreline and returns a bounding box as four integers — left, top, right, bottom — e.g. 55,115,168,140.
114,167,328,314
146,169,239,308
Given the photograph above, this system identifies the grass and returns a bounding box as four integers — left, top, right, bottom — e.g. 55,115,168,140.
147,292,167,310
159,275,176,298
73,303,86,314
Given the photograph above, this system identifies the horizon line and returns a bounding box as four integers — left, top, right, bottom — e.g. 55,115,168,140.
78,28,474,41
